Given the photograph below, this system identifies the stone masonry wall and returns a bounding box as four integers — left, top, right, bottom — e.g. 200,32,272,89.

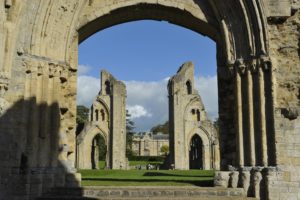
267,10,300,200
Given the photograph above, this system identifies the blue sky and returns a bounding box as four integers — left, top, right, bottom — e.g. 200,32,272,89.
78,20,218,132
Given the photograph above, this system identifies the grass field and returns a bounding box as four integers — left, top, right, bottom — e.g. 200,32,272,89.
79,169,214,187
98,161,163,169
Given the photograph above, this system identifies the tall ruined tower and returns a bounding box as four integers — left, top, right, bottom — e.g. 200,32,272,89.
77,70,127,170
99,70,127,169
168,62,219,170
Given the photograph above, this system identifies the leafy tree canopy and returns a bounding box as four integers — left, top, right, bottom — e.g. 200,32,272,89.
160,144,169,156
150,121,169,135
126,110,136,157
77,105,89,124
76,105,89,135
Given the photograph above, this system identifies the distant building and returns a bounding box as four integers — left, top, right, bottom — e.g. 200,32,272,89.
132,133,169,156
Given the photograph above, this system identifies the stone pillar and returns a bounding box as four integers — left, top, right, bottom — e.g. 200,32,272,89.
110,75,127,169
246,67,256,166
24,60,43,197
235,60,244,167
212,139,220,170
50,64,65,187
258,63,268,166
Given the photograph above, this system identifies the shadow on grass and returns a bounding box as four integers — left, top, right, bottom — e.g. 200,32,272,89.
142,172,214,178
82,178,214,187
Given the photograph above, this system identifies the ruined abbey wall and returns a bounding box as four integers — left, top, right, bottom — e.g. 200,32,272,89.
76,70,127,170
0,0,299,199
168,62,220,170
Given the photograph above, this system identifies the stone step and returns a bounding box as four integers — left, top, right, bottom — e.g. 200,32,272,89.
38,197,258,200
37,186,258,200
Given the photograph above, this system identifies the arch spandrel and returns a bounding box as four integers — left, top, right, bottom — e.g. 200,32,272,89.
76,0,219,43
184,97,207,121
77,125,108,146
20,0,269,68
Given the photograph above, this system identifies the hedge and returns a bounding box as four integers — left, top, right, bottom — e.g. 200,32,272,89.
128,156,165,162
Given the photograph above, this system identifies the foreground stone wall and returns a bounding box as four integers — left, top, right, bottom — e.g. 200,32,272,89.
0,0,299,199
266,10,300,200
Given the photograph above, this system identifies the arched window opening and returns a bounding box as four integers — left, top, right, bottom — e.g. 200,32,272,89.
100,109,105,121
191,109,195,115
186,81,192,95
95,109,99,121
90,105,94,121
197,110,201,122
189,134,203,169
105,81,111,95
91,134,107,169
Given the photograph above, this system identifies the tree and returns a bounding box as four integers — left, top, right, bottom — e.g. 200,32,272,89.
96,135,107,161
213,118,220,137
77,105,89,123
150,121,169,135
76,105,89,135
126,110,136,157
160,145,169,156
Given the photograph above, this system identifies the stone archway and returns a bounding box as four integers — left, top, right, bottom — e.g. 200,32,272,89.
189,134,203,169
91,134,106,169
0,1,299,199
76,126,108,169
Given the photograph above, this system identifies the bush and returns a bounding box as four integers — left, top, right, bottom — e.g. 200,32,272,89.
128,156,165,162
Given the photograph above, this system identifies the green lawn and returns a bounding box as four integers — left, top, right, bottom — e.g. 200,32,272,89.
79,169,214,187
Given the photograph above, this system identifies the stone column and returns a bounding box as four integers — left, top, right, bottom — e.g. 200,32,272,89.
111,77,127,169
235,60,244,167
247,67,256,166
49,64,64,187
258,63,268,166
26,62,39,168
50,64,60,168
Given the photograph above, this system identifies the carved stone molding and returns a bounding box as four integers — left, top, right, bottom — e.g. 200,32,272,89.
235,59,247,75
249,58,259,74
0,72,9,97
260,56,272,72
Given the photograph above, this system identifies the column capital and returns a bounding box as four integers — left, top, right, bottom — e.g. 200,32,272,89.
235,59,247,75
259,55,272,71
248,58,259,74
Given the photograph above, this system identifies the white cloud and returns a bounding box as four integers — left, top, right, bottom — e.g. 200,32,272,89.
76,74,218,131
127,105,152,119
195,75,218,120
78,65,92,75
77,75,100,106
